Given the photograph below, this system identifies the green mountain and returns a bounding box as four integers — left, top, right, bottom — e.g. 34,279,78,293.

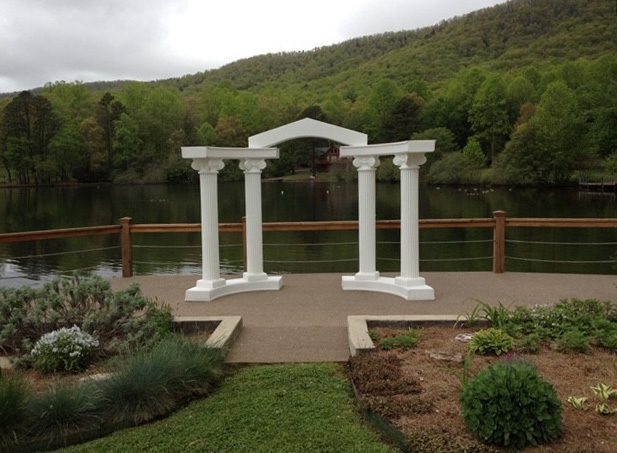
165,0,615,97
1,0,615,186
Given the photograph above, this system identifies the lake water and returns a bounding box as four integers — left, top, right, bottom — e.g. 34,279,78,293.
1,182,617,287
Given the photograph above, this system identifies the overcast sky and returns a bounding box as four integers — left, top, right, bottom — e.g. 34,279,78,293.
0,0,503,93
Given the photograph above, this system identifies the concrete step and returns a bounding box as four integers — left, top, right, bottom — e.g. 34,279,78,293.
226,326,349,363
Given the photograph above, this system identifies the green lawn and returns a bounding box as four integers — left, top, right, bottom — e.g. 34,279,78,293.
63,363,392,453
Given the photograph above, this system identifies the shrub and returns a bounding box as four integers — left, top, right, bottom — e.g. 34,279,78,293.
461,361,563,449
556,329,591,353
26,382,103,448
0,276,173,358
31,326,99,373
471,299,617,343
469,328,513,356
597,329,617,351
100,336,224,426
516,333,541,354
0,374,28,438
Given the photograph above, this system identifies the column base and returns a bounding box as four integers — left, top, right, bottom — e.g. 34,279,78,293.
342,275,434,301
186,275,283,302
354,271,380,281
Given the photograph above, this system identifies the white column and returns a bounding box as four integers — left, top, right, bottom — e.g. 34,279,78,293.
239,158,268,281
353,156,380,280
393,153,426,286
192,158,225,288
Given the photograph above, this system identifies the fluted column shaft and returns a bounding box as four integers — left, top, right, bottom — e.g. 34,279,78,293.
240,159,267,280
394,153,426,284
192,158,225,287
353,156,380,280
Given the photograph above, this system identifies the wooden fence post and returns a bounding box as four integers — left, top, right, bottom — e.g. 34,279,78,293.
241,216,247,272
493,211,506,273
120,217,133,277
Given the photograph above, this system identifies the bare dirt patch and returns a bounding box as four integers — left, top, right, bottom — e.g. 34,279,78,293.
350,326,617,452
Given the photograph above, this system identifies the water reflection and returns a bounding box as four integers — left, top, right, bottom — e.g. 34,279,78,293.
1,182,617,287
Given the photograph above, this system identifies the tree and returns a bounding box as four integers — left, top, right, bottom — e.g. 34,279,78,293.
367,79,402,141
113,113,142,171
137,86,185,161
215,116,247,181
497,81,584,184
0,91,59,184
382,94,425,141
79,117,107,180
470,75,511,164
462,137,485,167
49,123,84,181
196,121,217,146
506,75,536,121
530,81,584,181
97,92,125,175
412,127,460,172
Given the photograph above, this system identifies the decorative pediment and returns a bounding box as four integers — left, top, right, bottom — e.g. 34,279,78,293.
248,118,368,148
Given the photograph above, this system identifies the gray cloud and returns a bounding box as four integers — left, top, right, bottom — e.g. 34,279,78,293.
0,0,503,93
340,0,503,38
0,0,191,91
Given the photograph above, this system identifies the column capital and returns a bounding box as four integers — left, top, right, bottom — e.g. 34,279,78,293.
239,158,267,174
191,158,225,174
393,153,426,170
352,156,380,171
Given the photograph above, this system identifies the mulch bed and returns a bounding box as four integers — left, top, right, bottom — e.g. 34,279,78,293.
349,326,617,453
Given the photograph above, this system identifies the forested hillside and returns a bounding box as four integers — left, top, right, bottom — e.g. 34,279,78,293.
1,0,615,185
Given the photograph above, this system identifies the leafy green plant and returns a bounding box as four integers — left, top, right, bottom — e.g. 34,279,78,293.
596,329,617,352
379,328,422,351
479,302,511,329
469,328,513,356
595,403,615,415
100,336,224,426
516,332,541,353
590,383,617,401
31,326,99,373
461,361,563,449
567,396,588,411
368,330,380,342
555,329,591,353
455,302,483,327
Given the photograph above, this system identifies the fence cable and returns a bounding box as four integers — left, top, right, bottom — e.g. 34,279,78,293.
506,256,616,264
264,258,358,264
1,246,120,261
133,244,241,249
264,241,358,247
378,256,492,262
506,239,617,246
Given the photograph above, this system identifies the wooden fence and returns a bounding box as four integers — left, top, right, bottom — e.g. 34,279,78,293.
1,211,617,278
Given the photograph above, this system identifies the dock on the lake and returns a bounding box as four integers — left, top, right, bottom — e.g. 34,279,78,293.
579,180,617,192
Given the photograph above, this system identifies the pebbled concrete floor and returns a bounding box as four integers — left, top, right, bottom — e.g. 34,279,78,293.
110,272,617,363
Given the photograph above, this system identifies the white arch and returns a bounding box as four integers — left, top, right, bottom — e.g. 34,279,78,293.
248,118,368,148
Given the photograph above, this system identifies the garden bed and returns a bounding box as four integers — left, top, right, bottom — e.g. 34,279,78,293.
349,307,617,452
0,276,229,451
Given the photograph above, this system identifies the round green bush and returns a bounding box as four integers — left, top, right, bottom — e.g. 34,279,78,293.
461,361,563,449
